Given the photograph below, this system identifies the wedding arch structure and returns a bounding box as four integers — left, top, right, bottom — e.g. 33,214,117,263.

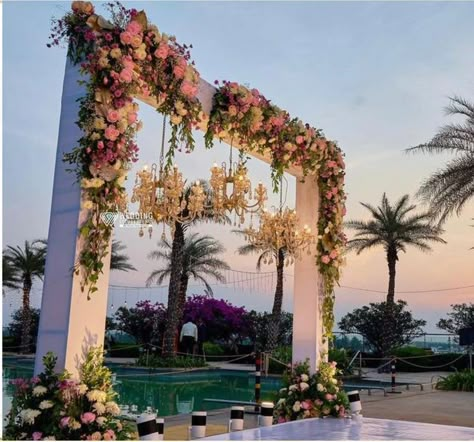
34,2,345,376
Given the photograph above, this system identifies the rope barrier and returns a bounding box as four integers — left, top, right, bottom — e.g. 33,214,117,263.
268,355,290,367
396,354,465,369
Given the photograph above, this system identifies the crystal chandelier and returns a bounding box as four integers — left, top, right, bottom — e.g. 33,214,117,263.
244,182,315,265
210,143,267,226
130,117,208,238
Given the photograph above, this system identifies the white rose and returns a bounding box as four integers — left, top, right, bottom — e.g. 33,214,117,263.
39,400,54,410
300,382,309,392
292,401,301,412
332,378,338,384
289,384,298,392
96,416,107,426
277,398,286,406
32,386,47,397
279,388,287,394
317,383,325,392
301,374,309,382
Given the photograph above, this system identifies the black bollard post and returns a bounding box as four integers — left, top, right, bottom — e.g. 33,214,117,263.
255,352,261,412
387,358,402,394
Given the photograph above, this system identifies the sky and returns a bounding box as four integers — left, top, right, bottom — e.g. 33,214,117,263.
2,1,474,333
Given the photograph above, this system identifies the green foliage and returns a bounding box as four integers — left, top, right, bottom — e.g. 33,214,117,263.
8,308,41,350
436,370,474,392
339,301,426,356
392,346,431,358
80,347,113,393
328,348,352,375
407,95,474,223
136,354,207,369
203,342,225,356
437,303,474,335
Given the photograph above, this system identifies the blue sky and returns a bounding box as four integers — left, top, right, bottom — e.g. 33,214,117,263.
3,1,474,332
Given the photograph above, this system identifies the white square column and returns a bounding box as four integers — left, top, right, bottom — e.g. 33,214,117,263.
34,60,111,377
292,177,327,372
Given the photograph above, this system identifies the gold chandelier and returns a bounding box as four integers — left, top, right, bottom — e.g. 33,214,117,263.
244,182,315,265
130,117,208,238
210,144,267,226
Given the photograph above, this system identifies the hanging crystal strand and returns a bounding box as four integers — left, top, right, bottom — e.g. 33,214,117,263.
161,223,166,241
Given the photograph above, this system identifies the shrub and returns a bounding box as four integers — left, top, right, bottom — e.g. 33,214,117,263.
136,354,207,369
203,342,225,356
8,308,40,351
436,370,474,392
328,348,352,375
392,346,432,358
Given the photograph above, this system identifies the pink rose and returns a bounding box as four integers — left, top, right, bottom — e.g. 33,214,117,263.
126,21,142,35
154,42,170,59
321,255,330,264
329,250,338,260
31,376,40,384
228,105,238,116
127,112,138,124
97,141,104,150
120,31,132,45
301,400,312,410
173,63,186,79
60,416,70,428
81,412,96,424
180,80,197,98
103,429,116,441
105,126,120,141
121,56,135,70
277,416,287,424
119,69,133,83
296,135,304,144
32,432,43,440
325,191,333,199
325,393,334,401
107,109,120,123
327,160,337,168
315,399,323,406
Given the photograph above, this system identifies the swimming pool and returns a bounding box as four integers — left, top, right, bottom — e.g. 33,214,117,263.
2,357,281,419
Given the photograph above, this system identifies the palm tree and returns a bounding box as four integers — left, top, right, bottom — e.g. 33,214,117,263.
3,240,47,352
110,240,136,272
3,256,21,293
147,233,230,353
149,181,227,357
235,234,286,352
407,96,474,224
346,193,446,304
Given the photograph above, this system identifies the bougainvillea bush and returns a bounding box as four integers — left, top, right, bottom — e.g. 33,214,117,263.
274,360,349,423
5,348,137,441
183,294,252,342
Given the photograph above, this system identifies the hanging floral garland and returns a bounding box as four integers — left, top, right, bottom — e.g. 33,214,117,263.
204,81,346,336
49,2,203,296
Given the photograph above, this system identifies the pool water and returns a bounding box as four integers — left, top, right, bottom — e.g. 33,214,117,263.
2,357,281,419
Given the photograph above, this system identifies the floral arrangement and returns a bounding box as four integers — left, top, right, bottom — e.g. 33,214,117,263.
205,81,346,336
48,2,346,336
48,1,203,296
274,359,349,423
5,348,137,441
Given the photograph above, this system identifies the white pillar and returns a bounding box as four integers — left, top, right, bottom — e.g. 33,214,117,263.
292,177,327,372
34,60,111,377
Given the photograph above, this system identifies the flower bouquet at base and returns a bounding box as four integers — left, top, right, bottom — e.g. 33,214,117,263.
273,359,349,423
5,347,137,441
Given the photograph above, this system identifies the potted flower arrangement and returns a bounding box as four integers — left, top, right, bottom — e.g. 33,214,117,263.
274,359,349,423
5,347,137,440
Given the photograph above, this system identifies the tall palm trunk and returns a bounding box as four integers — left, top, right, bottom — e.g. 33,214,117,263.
20,278,32,354
163,222,185,357
177,273,190,325
386,246,397,304
266,248,285,351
